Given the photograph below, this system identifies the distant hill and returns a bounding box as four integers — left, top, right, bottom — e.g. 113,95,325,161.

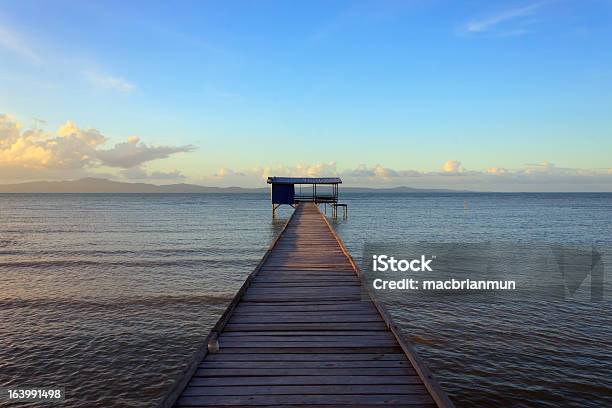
0,178,464,193
342,186,463,193
0,178,265,193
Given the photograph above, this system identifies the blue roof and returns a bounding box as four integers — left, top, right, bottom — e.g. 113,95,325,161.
267,177,342,184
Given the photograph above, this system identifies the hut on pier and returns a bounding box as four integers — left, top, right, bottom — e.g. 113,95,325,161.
266,177,347,218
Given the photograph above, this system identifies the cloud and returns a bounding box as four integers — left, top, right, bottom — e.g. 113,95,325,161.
0,23,40,62
120,166,186,181
486,167,509,175
258,162,339,180
464,1,549,36
96,136,195,168
0,113,195,179
201,160,612,191
84,71,136,93
0,22,135,93
441,160,465,174
213,168,246,177
198,162,341,187
342,164,420,178
0,114,106,169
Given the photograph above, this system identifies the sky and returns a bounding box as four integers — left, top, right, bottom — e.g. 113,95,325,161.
1,0,611,191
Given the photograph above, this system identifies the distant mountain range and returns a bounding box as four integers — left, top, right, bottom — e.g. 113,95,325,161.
0,178,463,193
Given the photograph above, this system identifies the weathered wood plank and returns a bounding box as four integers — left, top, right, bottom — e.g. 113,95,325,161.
181,384,429,396
194,367,416,377
220,331,394,337
218,334,396,342
205,353,408,362
187,375,425,386
207,346,405,354
241,295,363,302
237,302,368,307
244,288,363,295
176,394,435,406
224,322,389,331
200,360,411,369
249,282,362,288
228,315,382,324
218,341,400,349
234,305,377,313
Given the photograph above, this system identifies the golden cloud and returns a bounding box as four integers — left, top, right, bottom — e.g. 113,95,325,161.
0,114,193,172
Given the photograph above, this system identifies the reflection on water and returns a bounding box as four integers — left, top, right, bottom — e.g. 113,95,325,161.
1,192,611,407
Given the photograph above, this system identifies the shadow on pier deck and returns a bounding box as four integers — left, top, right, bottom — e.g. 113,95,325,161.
160,203,454,408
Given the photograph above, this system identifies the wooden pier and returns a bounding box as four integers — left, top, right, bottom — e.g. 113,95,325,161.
161,203,454,408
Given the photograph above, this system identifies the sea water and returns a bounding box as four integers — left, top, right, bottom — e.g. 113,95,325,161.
1,192,610,407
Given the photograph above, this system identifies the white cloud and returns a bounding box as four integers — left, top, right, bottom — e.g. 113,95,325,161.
0,114,106,169
441,160,465,174
96,135,195,168
201,160,612,191
0,22,136,94
486,167,509,175
257,162,339,180
120,166,186,181
214,168,246,177
0,23,40,62
0,113,195,177
84,71,136,93
341,164,420,178
464,1,548,36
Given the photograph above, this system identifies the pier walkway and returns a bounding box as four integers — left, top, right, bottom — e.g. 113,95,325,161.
162,203,453,408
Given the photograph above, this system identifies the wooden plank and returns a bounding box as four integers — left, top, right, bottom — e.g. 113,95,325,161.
218,334,396,342
218,341,400,348
177,404,436,408
241,295,363,302
228,315,382,323
258,270,352,272
181,384,429,396
234,305,377,313
234,310,378,321
237,300,370,306
220,331,394,337
205,353,408,362
224,322,389,331
244,288,363,295
200,360,411,369
200,347,405,354
194,367,416,377
235,301,374,309
187,375,424,386
249,282,362,288
176,394,435,406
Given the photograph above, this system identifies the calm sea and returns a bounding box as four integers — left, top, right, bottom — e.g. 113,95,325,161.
1,193,611,407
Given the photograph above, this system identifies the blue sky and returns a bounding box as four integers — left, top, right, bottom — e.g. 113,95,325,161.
1,0,611,190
